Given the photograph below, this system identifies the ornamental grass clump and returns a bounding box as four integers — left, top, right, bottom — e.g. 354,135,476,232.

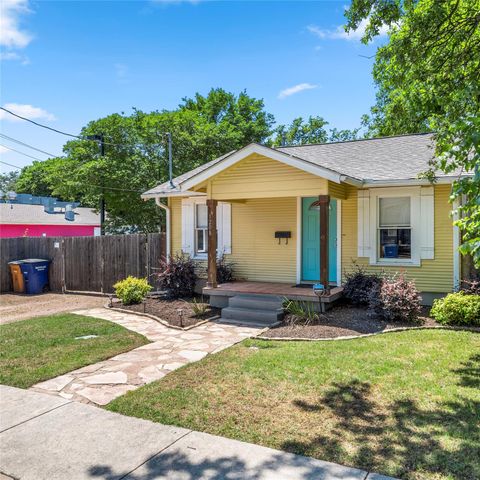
368,274,422,323
114,276,152,305
431,292,480,326
282,298,320,326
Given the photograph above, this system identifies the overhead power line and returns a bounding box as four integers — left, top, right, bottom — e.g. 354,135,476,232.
0,106,166,149
0,133,59,157
0,159,22,170
0,143,44,162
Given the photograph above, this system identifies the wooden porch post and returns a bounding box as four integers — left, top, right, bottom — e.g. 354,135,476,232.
206,199,218,288
318,195,330,293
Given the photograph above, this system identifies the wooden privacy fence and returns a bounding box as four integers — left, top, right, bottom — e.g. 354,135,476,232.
0,233,166,294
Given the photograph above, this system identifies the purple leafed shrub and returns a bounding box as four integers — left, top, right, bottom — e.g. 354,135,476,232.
460,279,480,295
157,254,196,299
216,255,235,284
343,265,382,305
368,274,422,323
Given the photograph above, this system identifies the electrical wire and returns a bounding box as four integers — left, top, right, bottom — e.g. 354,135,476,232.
0,106,166,149
0,160,22,170
0,133,59,157
0,143,44,161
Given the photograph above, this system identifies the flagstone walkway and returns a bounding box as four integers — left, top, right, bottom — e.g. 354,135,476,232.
31,307,263,406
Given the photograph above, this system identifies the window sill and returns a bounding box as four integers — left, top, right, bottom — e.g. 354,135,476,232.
370,260,421,268
193,254,207,261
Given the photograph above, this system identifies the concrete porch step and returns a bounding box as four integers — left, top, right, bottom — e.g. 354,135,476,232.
228,294,283,310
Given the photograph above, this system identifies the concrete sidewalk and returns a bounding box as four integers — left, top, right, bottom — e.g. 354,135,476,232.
0,386,396,480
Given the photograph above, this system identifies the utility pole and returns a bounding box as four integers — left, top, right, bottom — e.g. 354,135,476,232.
166,132,174,188
86,134,105,235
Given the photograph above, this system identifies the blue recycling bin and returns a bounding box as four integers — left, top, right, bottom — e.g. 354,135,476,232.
384,244,399,258
20,259,51,294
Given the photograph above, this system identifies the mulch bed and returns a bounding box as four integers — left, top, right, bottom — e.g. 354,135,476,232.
111,297,220,328
261,305,440,339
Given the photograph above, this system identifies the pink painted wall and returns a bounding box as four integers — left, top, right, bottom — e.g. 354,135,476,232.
0,224,99,238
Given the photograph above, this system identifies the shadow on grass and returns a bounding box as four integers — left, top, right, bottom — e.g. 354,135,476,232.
285,353,480,479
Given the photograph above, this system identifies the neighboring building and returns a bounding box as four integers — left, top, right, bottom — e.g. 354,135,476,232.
143,133,471,307
0,195,100,237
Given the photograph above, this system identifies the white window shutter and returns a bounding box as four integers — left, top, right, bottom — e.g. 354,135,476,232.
357,190,371,257
216,202,232,256
220,202,232,255
181,198,194,256
420,187,434,259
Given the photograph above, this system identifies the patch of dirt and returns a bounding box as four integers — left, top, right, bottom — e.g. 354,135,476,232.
261,305,440,339
112,297,220,328
0,293,106,324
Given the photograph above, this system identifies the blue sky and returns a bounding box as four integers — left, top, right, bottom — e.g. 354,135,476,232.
0,0,384,174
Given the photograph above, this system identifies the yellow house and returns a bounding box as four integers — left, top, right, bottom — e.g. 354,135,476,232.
143,133,466,313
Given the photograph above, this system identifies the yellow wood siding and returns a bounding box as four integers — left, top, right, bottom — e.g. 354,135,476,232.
170,197,182,255
207,153,328,200
341,184,454,292
227,198,297,283
327,181,347,200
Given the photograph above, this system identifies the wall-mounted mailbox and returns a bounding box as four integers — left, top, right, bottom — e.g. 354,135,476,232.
275,231,291,245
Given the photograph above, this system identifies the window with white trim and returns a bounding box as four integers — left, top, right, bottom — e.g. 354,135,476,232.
378,197,411,259
195,203,208,255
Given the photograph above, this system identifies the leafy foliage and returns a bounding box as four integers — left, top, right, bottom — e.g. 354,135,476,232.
157,254,197,299
282,298,320,326
345,0,480,266
114,276,152,305
0,171,19,193
368,274,422,323
14,89,275,233
343,265,382,306
431,292,480,326
270,116,360,146
460,279,480,295
216,255,235,284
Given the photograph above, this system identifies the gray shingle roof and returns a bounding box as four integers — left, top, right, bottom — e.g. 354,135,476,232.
143,133,462,197
277,133,438,181
0,204,100,225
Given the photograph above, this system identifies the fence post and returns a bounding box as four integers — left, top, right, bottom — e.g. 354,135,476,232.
61,238,66,293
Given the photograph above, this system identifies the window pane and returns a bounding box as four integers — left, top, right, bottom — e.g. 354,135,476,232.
379,197,410,227
196,229,205,252
379,228,411,259
196,204,208,228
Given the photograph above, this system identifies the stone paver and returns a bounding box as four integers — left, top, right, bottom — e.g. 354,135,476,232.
31,307,263,406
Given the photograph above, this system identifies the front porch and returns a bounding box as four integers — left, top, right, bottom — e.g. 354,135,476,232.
203,281,344,310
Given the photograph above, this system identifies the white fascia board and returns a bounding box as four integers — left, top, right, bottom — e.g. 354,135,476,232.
363,176,468,187
141,190,207,200
179,144,344,191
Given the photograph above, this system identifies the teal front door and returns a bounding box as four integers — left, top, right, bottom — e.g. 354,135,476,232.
301,197,337,283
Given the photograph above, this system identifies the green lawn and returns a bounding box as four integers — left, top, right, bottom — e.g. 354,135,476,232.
0,313,149,388
107,330,480,480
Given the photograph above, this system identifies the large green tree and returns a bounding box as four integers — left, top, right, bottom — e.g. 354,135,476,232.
0,171,19,194
15,89,275,233
270,116,360,146
345,0,480,267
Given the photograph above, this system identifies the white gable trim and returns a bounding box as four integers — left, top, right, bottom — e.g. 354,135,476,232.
180,144,343,192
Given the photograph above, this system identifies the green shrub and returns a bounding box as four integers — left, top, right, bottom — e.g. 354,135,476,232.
114,276,152,305
431,292,480,326
217,255,235,284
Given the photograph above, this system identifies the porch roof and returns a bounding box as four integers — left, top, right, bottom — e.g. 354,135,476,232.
142,133,465,199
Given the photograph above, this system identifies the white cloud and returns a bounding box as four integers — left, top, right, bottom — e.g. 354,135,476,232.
0,103,56,122
0,0,33,49
307,18,389,42
0,51,30,64
0,145,10,154
278,83,318,99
